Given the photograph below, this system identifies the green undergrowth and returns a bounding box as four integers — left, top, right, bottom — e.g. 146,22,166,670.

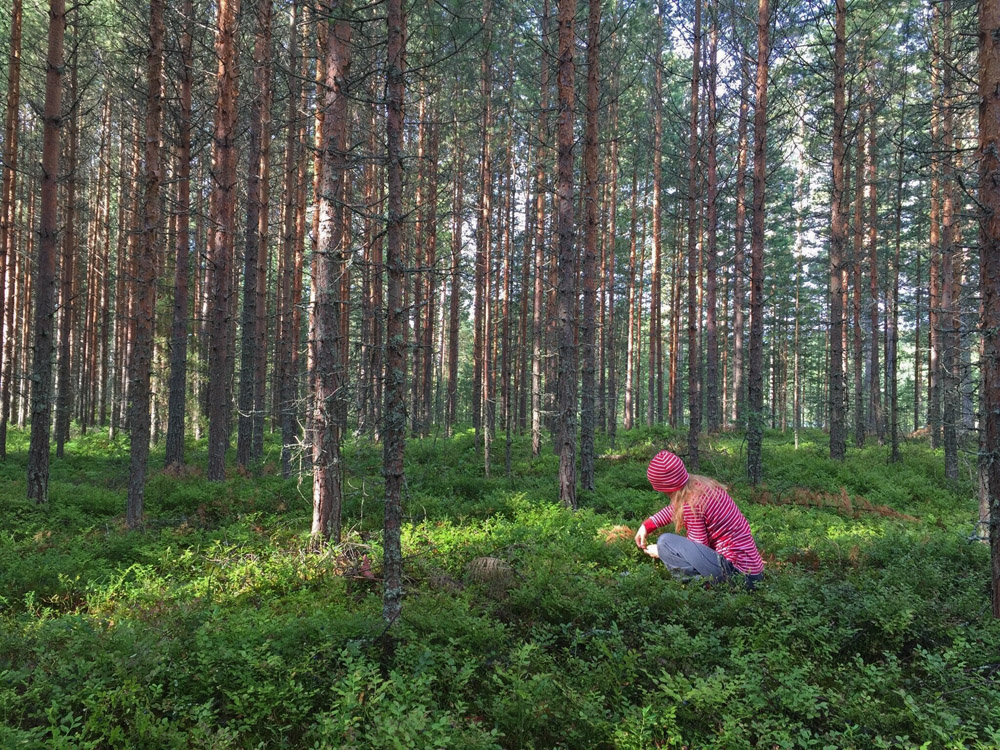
1,425,998,749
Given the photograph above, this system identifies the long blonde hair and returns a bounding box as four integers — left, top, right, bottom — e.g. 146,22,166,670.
668,474,727,533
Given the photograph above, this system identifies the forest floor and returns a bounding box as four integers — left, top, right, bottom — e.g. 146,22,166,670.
1,425,999,749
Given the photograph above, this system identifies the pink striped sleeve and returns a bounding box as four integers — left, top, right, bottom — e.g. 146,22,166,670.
643,504,674,532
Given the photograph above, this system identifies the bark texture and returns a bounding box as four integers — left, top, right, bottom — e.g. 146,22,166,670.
26,0,66,503
978,0,1000,617
383,0,406,629
206,0,241,480
828,0,847,461
127,0,164,529
747,0,769,484
555,0,577,509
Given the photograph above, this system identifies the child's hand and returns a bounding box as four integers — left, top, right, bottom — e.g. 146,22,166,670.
644,544,660,559
634,526,647,549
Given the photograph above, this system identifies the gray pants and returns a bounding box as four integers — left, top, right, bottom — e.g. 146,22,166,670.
655,533,762,590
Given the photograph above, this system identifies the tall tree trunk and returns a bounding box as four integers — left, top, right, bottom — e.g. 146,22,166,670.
275,0,303,478
704,0,720,434
941,0,959,481
555,0,577,509
0,0,22,460
383,0,406,633
127,0,164,529
206,0,241,480
447,119,463,434
518,146,534,434
238,0,274,468
732,19,749,428
978,0,1000,618
473,1,493,443
624,163,639,431
277,0,301,476
794,258,801,448
501,127,514,477
411,95,427,436
422,121,438,437
889,56,908,463
747,0,769,485
669,209,682,424
254,0,275,460
18,187,34,431
605,68,620,442
55,37,78,457
649,1,664,427
866,93,882,444
357,77,377,436
828,0,847,461
686,0,702,469
914,244,922,433
165,0,194,467
111,120,134,439
792,107,807,448
531,0,550,456
27,0,66,502
929,14,942,449
580,0,600,491
852,109,865,448
311,3,351,545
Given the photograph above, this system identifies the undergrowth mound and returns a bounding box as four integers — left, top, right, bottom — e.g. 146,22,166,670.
1,426,998,749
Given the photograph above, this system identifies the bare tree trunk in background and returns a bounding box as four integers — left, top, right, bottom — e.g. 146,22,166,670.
852,106,865,449
828,0,847,461
732,20,749,429
127,0,164,529
929,14,942,449
686,0,702,469
55,37,78,458
0,0,22,461
518,146,533,435
941,0,959,482
530,0,550,456
914,245,922,433
580,0,600,491
794,258,801,448
238,0,274,468
473,1,493,443
27,0,66,503
356,77,376,435
889,55,908,463
254,0,275,460
624,162,638,431
649,1,664,427
411,96,427,436
165,0,194,468
501,123,514,477
746,0,768,485
605,65,620,443
422,119,439,438
18,187,35,431
311,3,351,545
206,0,241,481
365,107,382,437
866,92,883,444
447,119,463,434
977,0,1000,618
792,107,806,448
383,0,407,636
277,0,302,476
669,210,682,425
705,0,720,434
555,0,577,510
110,120,134,439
